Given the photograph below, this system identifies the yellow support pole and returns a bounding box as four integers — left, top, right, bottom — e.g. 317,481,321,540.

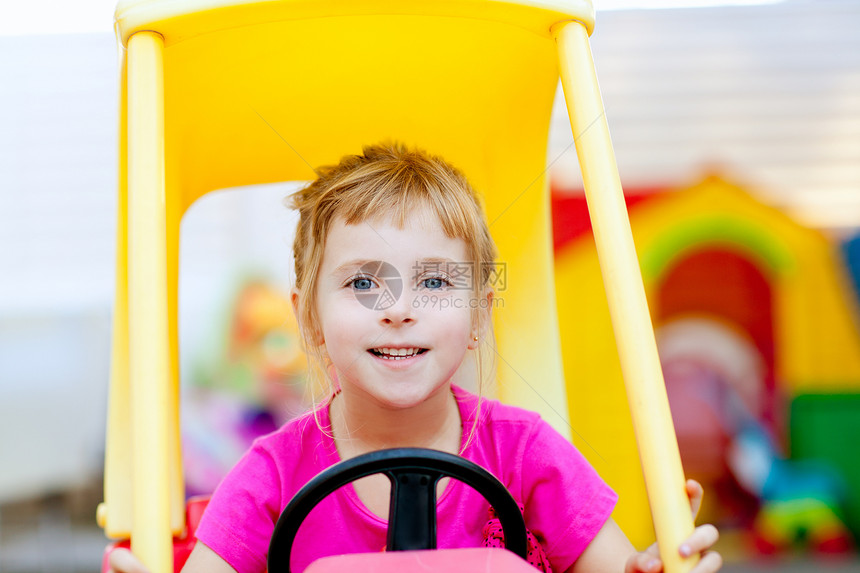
99,48,133,539
553,21,697,573
127,30,173,573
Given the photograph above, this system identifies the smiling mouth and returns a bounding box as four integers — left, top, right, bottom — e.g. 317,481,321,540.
369,347,429,360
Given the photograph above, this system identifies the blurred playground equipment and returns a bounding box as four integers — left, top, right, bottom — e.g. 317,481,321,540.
552,175,860,553
182,280,307,496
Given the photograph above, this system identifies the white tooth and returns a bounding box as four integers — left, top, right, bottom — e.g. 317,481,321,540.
374,347,423,359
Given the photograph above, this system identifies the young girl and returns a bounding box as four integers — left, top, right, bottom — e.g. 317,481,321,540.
109,144,722,573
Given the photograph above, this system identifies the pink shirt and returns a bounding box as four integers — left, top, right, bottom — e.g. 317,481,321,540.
195,388,617,573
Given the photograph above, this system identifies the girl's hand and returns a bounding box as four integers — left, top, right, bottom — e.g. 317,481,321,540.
624,480,722,573
107,547,151,573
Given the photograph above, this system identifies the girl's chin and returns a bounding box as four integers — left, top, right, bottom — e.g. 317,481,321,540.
346,381,453,412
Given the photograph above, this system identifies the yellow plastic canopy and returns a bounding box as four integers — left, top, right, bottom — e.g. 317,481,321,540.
101,1,696,572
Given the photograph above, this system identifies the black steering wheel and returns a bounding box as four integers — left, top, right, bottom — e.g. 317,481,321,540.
267,448,528,572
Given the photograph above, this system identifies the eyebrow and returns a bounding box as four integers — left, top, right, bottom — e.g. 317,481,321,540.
332,260,376,275
332,257,462,277
417,257,458,264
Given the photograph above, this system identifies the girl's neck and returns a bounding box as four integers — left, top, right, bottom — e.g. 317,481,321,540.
330,385,462,460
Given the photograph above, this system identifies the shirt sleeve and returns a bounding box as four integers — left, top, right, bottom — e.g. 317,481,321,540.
520,419,618,573
195,441,283,573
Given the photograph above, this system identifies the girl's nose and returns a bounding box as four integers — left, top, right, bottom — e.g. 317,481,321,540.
380,294,415,325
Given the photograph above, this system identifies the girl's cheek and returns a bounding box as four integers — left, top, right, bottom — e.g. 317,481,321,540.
415,293,469,315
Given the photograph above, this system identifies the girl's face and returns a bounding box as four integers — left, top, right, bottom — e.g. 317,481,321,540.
313,208,483,411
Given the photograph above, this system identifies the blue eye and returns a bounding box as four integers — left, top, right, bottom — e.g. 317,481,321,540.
422,277,446,289
352,277,375,290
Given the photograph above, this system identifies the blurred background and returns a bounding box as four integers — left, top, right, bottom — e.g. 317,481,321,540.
1,0,859,571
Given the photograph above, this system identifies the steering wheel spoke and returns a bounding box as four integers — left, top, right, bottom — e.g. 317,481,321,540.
386,469,442,551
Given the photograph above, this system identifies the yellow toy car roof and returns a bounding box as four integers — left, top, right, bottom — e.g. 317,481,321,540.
115,0,595,46
113,0,594,211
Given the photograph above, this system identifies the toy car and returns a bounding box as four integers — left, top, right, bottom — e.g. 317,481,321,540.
99,1,696,571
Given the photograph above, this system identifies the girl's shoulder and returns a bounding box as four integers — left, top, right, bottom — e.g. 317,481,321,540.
453,386,550,465
455,385,588,476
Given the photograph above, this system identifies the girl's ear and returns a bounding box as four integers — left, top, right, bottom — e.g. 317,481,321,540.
467,335,480,350
290,288,300,317
468,289,494,349
292,288,325,346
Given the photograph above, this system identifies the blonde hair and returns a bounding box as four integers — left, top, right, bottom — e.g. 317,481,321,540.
290,143,498,445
